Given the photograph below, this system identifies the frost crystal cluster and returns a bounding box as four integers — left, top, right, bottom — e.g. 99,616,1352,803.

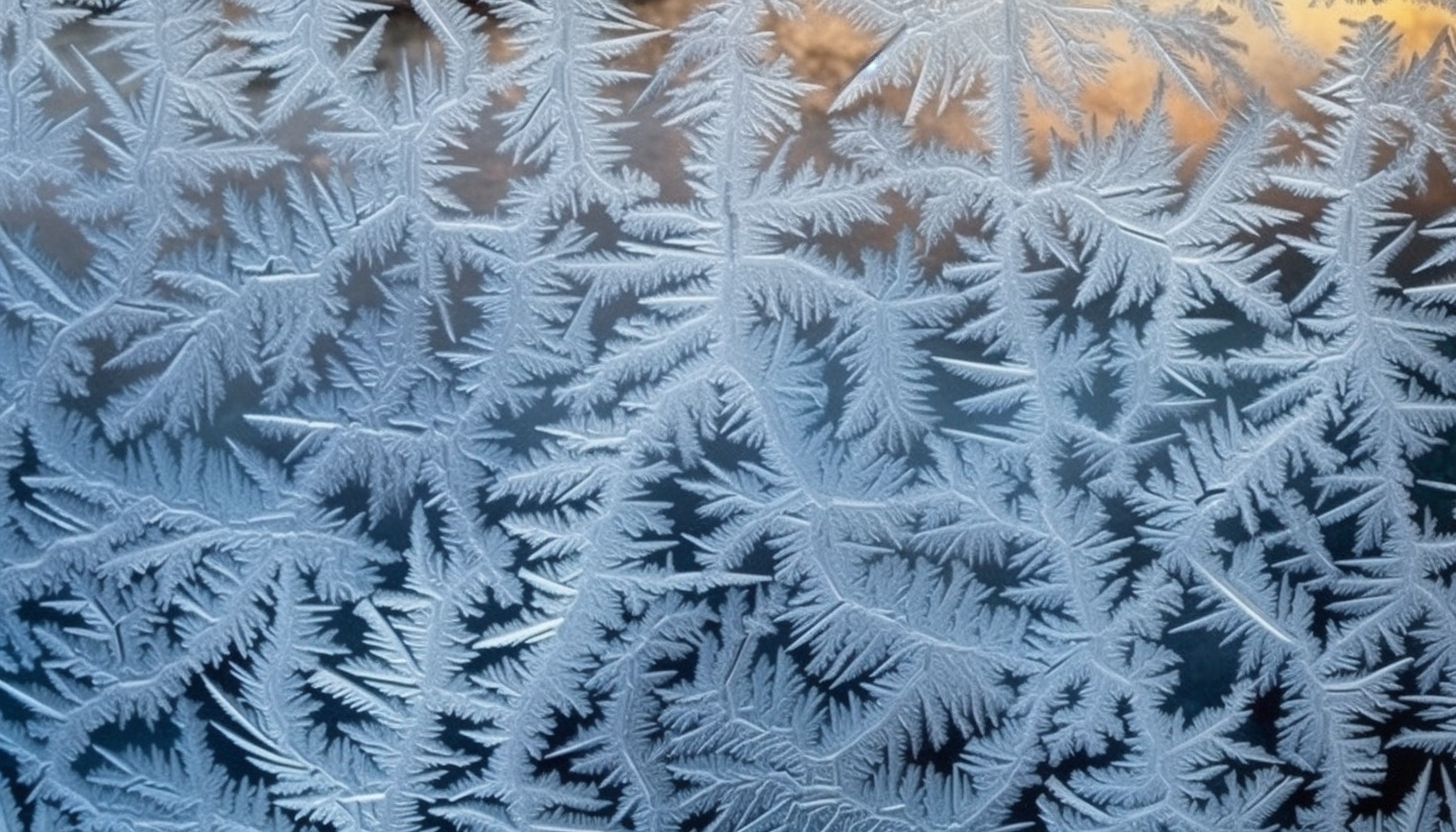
3,1,1456,830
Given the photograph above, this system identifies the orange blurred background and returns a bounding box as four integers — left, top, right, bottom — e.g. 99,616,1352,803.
772,0,1456,151
1111,1,1456,146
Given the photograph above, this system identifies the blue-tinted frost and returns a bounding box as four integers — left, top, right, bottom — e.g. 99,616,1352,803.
2,2,1456,831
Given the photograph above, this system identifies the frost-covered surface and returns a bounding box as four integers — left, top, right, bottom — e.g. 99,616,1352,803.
3,1,1456,830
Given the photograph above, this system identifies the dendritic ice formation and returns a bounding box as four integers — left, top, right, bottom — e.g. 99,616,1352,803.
3,1,1456,830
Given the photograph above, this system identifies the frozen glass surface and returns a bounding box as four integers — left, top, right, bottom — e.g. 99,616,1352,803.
2,1,1456,830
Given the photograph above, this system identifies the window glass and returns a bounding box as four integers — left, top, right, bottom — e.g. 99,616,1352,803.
2,2,1455,830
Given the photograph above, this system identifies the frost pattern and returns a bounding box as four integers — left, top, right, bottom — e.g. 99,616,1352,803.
3,2,1456,831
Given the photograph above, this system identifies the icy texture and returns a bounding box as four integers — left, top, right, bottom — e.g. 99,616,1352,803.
2,1,1456,831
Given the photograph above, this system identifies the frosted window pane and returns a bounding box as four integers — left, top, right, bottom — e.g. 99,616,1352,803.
2,2,1455,830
